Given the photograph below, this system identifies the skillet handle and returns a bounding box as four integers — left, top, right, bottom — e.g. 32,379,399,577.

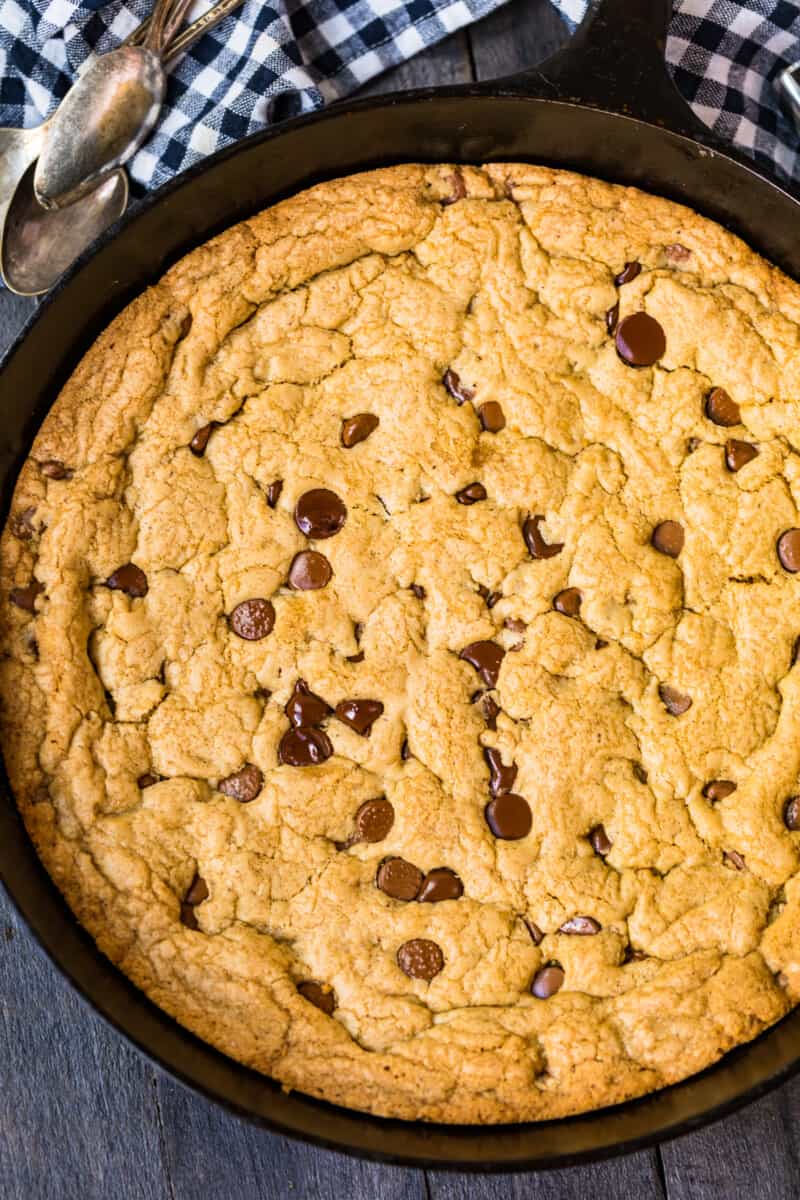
503,0,704,139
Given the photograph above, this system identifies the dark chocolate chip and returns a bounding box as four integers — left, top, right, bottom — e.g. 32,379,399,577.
459,641,505,688
39,459,71,480
288,550,332,590
659,684,692,716
10,507,37,541
553,588,582,618
376,857,423,901
443,368,474,405
335,698,384,736
589,824,612,856
531,963,564,999
266,480,283,508
185,873,209,906
703,779,737,802
723,849,746,871
401,738,410,761
705,387,740,427
218,763,263,803
504,617,527,633
106,563,148,598
523,514,563,559
485,793,532,840
279,727,333,766
10,580,43,612
229,597,275,641
455,482,487,505
180,903,199,930
397,938,444,981
725,439,759,472
484,747,517,795
478,401,506,432
341,413,379,448
605,302,620,335
665,243,691,262
778,530,800,573
614,261,641,286
298,980,336,1014
595,638,608,649
783,796,800,831
355,797,394,842
486,591,501,609
615,312,666,367
294,488,347,539
137,772,161,789
481,695,500,729
558,915,601,935
286,679,331,728
652,520,684,558
633,763,648,784
418,867,463,903
410,584,426,599
189,423,215,455
524,919,544,945
441,168,466,206
346,651,365,664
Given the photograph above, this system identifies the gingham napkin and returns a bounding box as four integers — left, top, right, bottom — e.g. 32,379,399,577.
0,1,799,196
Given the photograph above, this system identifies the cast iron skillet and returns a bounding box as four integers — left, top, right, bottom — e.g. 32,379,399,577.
2,0,800,1171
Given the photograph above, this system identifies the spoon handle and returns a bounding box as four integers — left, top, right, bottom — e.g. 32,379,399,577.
143,0,196,55
162,0,246,66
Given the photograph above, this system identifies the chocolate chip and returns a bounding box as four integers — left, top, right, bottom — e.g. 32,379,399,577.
335,698,384,736
705,387,740,427
504,617,527,633
180,903,200,930
659,684,692,716
266,480,283,508
443,369,474,405
524,919,544,945
605,302,620,335
485,793,532,839
185,873,209,906
778,529,800,573
531,963,564,999
687,437,701,454
39,459,71,480
553,588,582,618
486,591,501,609
376,857,423,901
484,747,517,795
623,945,647,963
279,727,333,766
410,584,426,599
10,580,43,612
595,638,608,649
478,401,506,432
288,550,332,590
229,597,275,641
218,763,263,802
725,439,759,472
341,413,379,448
106,563,148,598
294,488,347,539
137,772,160,789
455,482,487,505
418,867,463,903
652,520,684,558
633,763,648,784
441,168,466,205
189,423,215,455
346,651,365,664
355,797,394,842
298,981,336,1014
523,514,563,559
558,915,601,935
401,737,410,761
665,243,691,262
459,641,505,688
481,695,500,730
783,796,800,831
397,938,444,981
614,261,641,286
723,850,746,871
10,507,37,541
703,779,737,802
589,824,612,856
286,679,331,728
615,312,666,367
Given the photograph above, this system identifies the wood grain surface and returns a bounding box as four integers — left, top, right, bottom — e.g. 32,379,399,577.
2,2,800,1195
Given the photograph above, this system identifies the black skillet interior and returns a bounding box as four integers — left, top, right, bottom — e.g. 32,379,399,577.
3,0,800,1171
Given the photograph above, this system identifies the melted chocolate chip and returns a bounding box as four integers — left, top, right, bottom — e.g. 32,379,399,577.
723,849,746,871
505,617,527,634
39,459,71,480
346,651,365,664
441,168,466,205
10,580,43,612
524,919,544,945
665,243,691,262
410,584,426,600
376,857,423,901
605,302,620,335
652,520,684,558
589,824,612,856
106,563,148,598
335,698,384,736
614,261,641,286
553,588,582,618
705,387,740,427
725,439,759,472
355,797,394,842
218,763,263,803
185,873,209,906
485,793,532,840
341,413,379,448
180,903,200,930
478,401,506,432
418,867,463,903
137,772,161,789
455,482,487,505
286,679,331,728
294,488,347,539
443,369,474,405
558,915,601,935
298,980,336,1014
484,747,517,795
783,796,800,831
279,727,333,767
523,514,563,559
482,695,500,730
10,507,37,541
459,641,505,688
659,684,692,716
703,779,737,803
531,963,564,999
288,550,332,590
778,530,800,573
189,423,215,455
266,480,283,508
229,597,275,641
615,312,666,367
397,938,444,981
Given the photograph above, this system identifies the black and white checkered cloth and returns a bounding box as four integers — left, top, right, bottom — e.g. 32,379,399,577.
1,1,799,195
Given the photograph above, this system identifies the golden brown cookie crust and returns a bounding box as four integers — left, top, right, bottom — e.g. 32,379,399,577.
2,162,800,1124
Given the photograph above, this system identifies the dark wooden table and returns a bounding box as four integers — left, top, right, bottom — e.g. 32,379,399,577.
2,3,800,1196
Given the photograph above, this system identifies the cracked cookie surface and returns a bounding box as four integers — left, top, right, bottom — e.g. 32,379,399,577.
3,162,800,1123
